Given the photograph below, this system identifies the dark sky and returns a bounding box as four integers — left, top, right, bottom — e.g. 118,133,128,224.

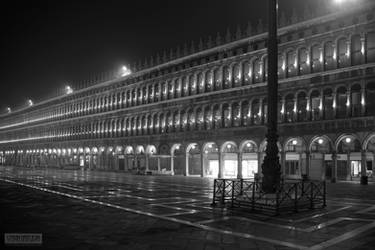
0,0,319,112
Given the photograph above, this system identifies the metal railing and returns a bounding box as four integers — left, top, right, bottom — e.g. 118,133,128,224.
212,178,326,214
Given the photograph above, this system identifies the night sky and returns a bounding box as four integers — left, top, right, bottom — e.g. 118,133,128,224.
0,0,323,112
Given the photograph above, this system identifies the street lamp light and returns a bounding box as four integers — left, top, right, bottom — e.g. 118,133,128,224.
27,99,33,107
65,85,73,95
120,65,132,77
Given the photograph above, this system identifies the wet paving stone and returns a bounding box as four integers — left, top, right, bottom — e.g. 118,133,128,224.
1,166,375,249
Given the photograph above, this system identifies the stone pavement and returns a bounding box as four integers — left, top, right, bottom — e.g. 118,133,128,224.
0,166,374,249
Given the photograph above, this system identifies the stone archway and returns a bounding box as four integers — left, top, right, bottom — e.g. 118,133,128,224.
171,144,183,175
309,136,333,180
202,142,219,178
186,143,201,176
239,140,258,178
336,135,362,181
220,141,238,178
283,137,306,179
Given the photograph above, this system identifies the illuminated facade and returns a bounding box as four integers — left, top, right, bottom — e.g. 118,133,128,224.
1,3,375,182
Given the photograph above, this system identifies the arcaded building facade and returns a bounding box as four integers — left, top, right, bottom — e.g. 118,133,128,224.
1,3,375,182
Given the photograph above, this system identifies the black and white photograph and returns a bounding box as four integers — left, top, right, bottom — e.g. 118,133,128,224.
1,0,375,249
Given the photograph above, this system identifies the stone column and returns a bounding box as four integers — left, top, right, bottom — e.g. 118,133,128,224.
361,150,368,185
200,152,205,177
280,150,286,176
218,151,223,178
185,152,189,176
237,152,243,179
171,155,175,175
332,151,337,183
305,151,310,178
347,151,351,181
145,155,149,171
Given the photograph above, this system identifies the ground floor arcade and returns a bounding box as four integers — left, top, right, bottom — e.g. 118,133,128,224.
1,132,375,182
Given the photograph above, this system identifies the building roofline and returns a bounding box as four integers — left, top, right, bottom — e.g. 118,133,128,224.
2,1,374,118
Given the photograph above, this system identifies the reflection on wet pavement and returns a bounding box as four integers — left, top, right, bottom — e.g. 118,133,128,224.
1,166,375,250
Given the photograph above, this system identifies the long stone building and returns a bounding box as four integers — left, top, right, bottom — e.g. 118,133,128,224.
1,2,375,182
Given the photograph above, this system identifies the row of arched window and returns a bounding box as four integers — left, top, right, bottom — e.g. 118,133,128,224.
1,32,375,131
2,81,374,144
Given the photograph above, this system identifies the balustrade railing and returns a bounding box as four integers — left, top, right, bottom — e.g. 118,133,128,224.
212,178,326,214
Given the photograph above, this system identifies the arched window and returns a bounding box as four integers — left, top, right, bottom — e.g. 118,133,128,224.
174,79,180,98
213,105,221,129
165,112,173,133
222,104,231,128
161,82,167,100
286,51,297,77
131,89,136,106
253,59,262,83
205,71,213,92
311,45,322,73
130,117,135,136
173,111,180,132
323,89,334,120
198,73,205,93
204,106,212,130
284,94,294,123
147,86,153,103
159,114,165,133
153,114,158,134
233,64,241,87
277,55,285,79
243,62,251,85
214,68,222,90
336,87,347,118
182,76,189,97
223,66,231,89
137,88,143,104
196,108,204,130
262,98,268,124
241,101,250,126
277,96,283,123
297,92,307,122
126,118,131,136
251,99,261,124
141,116,147,135
310,90,321,121
367,32,375,63
263,57,268,81
337,38,349,68
298,48,309,75
146,116,151,134
232,103,240,127
351,84,361,117
189,75,196,95
181,111,188,131
366,82,375,115
168,81,174,99
351,35,362,65
324,41,335,70
136,117,142,135
187,110,195,131
154,84,160,102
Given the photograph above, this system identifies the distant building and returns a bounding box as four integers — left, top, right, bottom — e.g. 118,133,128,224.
1,2,375,182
